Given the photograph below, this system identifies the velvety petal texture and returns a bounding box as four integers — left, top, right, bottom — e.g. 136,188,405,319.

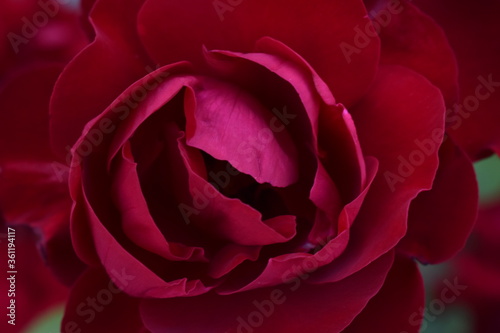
366,0,458,105
399,139,478,264
342,255,424,333
138,0,380,106
312,65,446,283
140,252,394,333
50,0,152,157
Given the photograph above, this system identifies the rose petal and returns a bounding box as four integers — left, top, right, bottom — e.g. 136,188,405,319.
50,0,152,157
398,138,478,264
209,244,261,279
342,255,424,333
111,141,207,262
311,65,445,282
71,164,211,298
415,0,500,158
216,158,378,294
140,251,394,333
178,138,297,246
185,77,299,187
138,0,380,106
319,106,367,203
367,0,459,105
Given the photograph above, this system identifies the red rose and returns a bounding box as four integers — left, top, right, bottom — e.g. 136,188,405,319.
2,0,495,332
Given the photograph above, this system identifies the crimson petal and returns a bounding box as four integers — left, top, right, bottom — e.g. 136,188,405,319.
415,0,500,158
399,138,478,264
311,65,445,282
50,0,151,157
138,0,379,106
342,255,425,333
140,252,394,333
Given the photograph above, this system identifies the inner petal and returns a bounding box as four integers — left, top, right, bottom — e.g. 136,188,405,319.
184,78,299,187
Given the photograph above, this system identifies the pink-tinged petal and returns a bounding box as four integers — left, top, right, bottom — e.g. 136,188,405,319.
343,255,424,333
399,139,478,264
368,0,458,105
336,156,379,233
185,77,299,187
255,37,336,106
178,138,297,246
312,65,445,283
308,161,342,242
104,63,194,164
111,142,207,262
319,106,367,202
0,65,63,162
216,158,378,295
205,43,326,141
209,244,261,279
50,0,152,157
61,267,147,333
203,46,369,236
138,0,379,106
70,164,211,298
415,0,500,158
140,251,394,333
216,230,349,295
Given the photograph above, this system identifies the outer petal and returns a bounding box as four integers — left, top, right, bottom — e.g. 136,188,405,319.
50,0,152,157
138,0,380,106
366,0,458,105
342,255,424,333
311,65,445,283
140,251,394,333
399,138,478,264
415,0,500,158
71,164,211,298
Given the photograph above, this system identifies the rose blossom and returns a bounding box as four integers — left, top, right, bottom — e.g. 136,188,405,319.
1,0,497,332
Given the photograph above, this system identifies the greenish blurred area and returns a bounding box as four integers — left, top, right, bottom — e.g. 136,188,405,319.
22,157,500,332
420,154,500,333
23,306,64,333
